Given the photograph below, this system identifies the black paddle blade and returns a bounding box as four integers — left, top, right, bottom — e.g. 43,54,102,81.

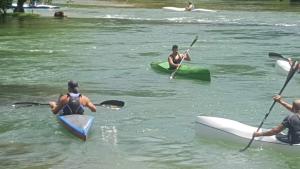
268,52,289,61
239,136,255,152
12,102,49,108
98,100,125,110
190,35,198,47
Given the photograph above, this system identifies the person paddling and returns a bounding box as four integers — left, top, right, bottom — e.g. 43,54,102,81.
168,45,191,70
49,80,96,115
287,58,300,71
253,95,300,144
185,1,194,11
54,11,67,18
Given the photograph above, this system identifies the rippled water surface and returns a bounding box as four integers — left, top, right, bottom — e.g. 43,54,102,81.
1,5,300,169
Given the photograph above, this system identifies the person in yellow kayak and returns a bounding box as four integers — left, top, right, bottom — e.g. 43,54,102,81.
185,1,194,11
49,80,97,115
168,45,191,70
253,95,300,144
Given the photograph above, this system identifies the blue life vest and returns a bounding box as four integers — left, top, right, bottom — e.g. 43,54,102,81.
62,93,84,115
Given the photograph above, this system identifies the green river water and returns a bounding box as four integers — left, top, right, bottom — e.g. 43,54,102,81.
1,1,300,169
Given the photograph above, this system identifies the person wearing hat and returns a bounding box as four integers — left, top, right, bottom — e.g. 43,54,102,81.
168,45,191,70
49,80,96,115
253,95,300,144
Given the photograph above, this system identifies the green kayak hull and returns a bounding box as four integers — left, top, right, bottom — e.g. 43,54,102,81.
150,62,211,81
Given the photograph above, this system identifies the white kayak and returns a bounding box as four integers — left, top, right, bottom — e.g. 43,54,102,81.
12,3,59,9
162,7,216,12
275,60,291,75
195,116,300,153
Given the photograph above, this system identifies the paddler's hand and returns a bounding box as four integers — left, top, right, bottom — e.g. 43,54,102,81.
49,101,56,109
287,58,293,65
253,131,262,137
273,95,282,103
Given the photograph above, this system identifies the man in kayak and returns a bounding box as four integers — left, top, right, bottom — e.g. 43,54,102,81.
185,1,194,11
287,58,300,72
168,45,191,70
54,11,67,18
49,80,97,115
253,95,300,144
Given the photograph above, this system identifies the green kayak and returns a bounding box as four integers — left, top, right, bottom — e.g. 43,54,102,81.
150,61,211,81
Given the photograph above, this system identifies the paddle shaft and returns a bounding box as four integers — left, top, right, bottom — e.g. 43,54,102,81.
240,61,299,152
170,36,198,79
13,100,124,108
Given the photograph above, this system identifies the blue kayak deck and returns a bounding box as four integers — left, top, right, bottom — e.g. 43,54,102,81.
57,115,94,141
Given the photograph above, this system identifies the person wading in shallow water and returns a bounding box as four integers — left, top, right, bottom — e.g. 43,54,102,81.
49,80,96,115
253,95,300,144
168,45,191,70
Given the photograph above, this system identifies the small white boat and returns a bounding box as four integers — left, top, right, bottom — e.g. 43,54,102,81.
195,116,300,153
12,3,59,9
162,7,216,12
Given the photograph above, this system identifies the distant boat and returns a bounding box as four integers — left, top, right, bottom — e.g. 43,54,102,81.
162,7,216,12
11,3,59,9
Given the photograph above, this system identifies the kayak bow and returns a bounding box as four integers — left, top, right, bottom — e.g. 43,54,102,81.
162,7,216,12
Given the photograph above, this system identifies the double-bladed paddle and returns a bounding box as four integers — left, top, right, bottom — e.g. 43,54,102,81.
170,36,198,79
240,61,299,152
12,100,125,110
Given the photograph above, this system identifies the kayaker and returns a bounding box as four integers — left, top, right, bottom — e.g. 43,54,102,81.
54,11,67,18
49,80,97,115
253,95,300,144
287,58,300,71
185,1,194,11
168,45,191,70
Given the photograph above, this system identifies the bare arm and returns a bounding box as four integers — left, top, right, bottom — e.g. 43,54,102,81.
49,96,67,114
254,124,285,137
183,52,191,61
83,96,96,112
273,95,293,112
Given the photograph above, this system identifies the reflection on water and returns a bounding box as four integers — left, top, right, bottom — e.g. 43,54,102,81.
101,125,118,145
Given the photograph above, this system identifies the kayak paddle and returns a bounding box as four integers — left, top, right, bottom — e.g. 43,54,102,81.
12,100,125,109
240,61,299,152
268,52,289,61
96,100,125,110
170,35,198,79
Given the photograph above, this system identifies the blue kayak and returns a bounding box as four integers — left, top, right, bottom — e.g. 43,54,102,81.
57,115,94,141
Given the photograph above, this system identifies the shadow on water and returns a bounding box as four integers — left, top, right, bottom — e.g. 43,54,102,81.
0,15,8,24
212,64,267,76
0,84,64,105
0,142,67,168
85,88,176,97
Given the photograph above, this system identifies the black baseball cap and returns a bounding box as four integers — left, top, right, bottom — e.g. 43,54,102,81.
68,80,79,89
